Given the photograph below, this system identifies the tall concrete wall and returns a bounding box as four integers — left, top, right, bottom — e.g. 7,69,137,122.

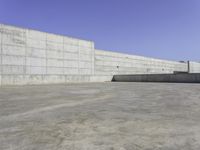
0,24,95,85
95,50,188,75
0,24,199,86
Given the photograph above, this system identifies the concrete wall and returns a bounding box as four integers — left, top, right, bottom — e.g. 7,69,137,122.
0,24,199,86
95,50,188,75
0,24,96,85
188,61,200,73
113,73,200,83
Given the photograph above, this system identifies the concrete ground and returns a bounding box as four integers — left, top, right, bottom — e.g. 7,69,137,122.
0,82,200,150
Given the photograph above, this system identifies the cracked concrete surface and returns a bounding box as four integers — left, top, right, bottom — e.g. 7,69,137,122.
0,82,200,150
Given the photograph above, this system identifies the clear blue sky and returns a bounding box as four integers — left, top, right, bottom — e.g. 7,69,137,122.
0,0,200,61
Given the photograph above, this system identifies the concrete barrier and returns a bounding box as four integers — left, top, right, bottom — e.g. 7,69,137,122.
112,73,200,83
0,23,200,86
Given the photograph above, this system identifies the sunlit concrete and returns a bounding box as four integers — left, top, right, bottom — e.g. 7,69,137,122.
0,82,200,150
2,23,200,86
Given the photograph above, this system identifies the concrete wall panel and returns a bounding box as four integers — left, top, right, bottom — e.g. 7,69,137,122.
64,68,79,74
80,68,91,75
79,47,92,55
64,52,78,60
27,38,46,49
26,66,46,75
64,60,78,68
79,61,91,68
26,57,46,67
63,45,78,53
47,50,63,59
2,45,25,56
27,47,46,58
80,54,92,61
47,59,63,67
2,35,26,47
46,42,63,51
2,55,25,65
1,25,26,47
2,65,24,74
64,37,79,45
47,67,64,75
26,30,46,40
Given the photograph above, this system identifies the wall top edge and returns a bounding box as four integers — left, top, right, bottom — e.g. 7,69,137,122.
95,49,189,64
0,23,197,64
0,23,94,44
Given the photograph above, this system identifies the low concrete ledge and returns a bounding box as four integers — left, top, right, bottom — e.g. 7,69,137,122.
0,75,113,86
112,73,200,83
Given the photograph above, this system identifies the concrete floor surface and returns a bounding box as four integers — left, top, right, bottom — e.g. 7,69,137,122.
0,82,200,150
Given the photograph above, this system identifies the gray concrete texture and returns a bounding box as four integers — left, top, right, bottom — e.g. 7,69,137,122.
0,23,200,85
0,24,100,85
113,73,200,83
95,50,188,75
0,82,200,150
188,61,200,73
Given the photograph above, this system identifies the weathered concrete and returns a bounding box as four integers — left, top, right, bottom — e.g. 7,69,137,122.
113,73,200,83
0,23,200,85
0,82,200,150
0,75,113,85
0,24,95,85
